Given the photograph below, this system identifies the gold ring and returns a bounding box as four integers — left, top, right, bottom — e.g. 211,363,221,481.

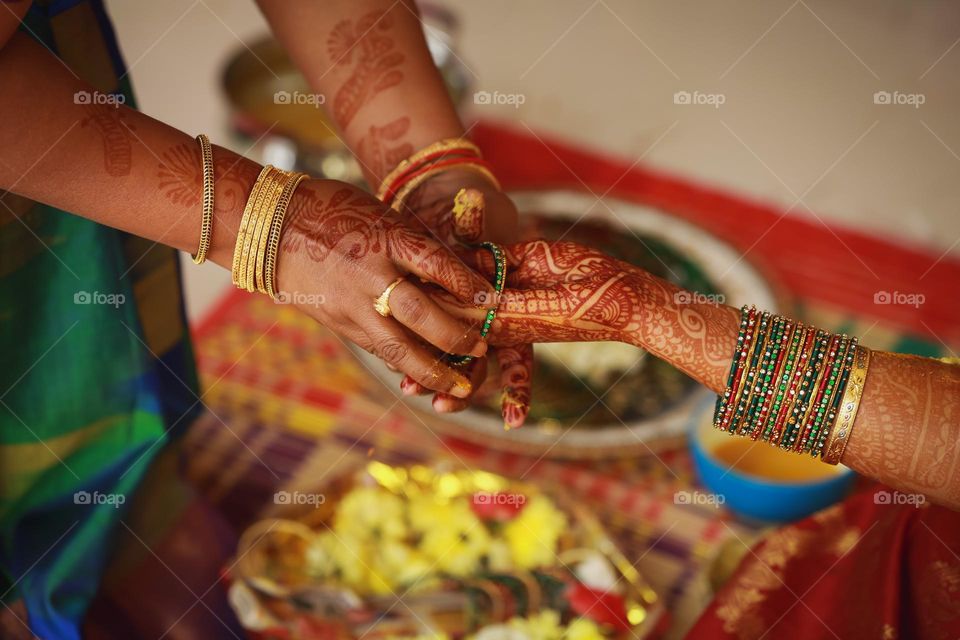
373,276,405,318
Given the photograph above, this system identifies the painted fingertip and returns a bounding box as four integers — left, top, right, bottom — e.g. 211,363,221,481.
450,377,472,399
453,188,484,241
432,394,463,413
501,395,528,429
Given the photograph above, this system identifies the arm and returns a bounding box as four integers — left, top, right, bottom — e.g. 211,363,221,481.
433,241,960,509
0,31,492,397
255,0,518,242
255,0,461,187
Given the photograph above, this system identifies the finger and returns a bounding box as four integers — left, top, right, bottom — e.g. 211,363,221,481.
431,357,488,413
452,188,484,242
426,285,581,347
387,280,487,357
497,344,534,429
400,374,430,396
362,312,473,398
385,224,494,305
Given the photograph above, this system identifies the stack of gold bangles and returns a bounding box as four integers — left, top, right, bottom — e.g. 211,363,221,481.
713,306,871,465
229,165,308,299
190,135,307,300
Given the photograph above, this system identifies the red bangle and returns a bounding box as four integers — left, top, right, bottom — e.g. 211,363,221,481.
382,157,496,207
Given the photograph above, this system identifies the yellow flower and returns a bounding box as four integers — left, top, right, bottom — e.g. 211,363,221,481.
333,486,407,542
486,539,514,572
503,496,567,570
313,530,367,591
418,500,490,576
510,610,563,640
368,539,436,594
407,493,458,535
565,618,605,640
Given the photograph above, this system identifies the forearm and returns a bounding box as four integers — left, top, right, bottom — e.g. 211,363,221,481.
619,271,960,509
844,352,960,508
256,0,464,186
0,33,258,268
453,240,960,508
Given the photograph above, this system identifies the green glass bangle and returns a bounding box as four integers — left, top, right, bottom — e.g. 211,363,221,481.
446,241,506,366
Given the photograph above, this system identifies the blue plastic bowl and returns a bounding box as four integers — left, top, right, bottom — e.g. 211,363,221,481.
690,410,855,523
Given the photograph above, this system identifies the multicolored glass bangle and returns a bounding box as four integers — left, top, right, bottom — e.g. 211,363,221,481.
714,306,871,464
446,241,506,366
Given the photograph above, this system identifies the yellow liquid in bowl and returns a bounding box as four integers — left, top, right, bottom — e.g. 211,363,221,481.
711,438,840,483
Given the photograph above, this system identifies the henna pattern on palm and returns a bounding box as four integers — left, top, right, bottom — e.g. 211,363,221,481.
327,10,405,128
81,104,133,177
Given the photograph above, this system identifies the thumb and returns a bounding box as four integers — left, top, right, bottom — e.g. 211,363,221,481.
452,188,485,242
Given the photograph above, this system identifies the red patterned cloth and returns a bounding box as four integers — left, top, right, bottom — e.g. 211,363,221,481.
688,486,960,639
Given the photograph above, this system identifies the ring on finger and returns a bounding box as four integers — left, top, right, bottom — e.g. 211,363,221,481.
374,276,405,318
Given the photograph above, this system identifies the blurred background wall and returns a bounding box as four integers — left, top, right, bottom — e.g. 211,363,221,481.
104,0,960,319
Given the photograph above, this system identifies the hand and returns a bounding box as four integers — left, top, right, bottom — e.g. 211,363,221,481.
393,171,535,429
275,179,495,397
398,167,519,245
425,240,740,391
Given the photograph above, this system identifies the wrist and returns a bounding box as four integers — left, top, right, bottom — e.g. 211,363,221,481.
203,152,261,270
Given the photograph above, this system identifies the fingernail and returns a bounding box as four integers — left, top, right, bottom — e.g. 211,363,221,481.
433,396,453,413
471,341,488,357
451,377,472,398
400,378,417,395
503,423,512,432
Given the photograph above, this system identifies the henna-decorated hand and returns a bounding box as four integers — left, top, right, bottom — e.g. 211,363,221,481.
391,171,535,429
275,179,497,398
426,240,741,395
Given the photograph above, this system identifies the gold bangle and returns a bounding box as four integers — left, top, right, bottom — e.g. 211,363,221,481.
375,137,482,201
263,172,308,298
237,167,281,291
391,162,501,213
244,167,287,292
232,165,271,285
192,134,215,264
822,345,871,465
